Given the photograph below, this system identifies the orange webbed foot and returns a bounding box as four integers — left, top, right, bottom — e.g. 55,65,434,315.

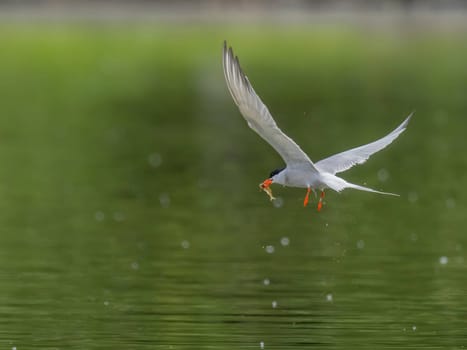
303,187,311,207
317,190,325,212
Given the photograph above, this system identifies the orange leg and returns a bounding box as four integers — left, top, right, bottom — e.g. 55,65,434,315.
303,187,311,207
317,191,325,212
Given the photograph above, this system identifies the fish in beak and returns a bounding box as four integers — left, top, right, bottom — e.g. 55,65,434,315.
259,178,275,201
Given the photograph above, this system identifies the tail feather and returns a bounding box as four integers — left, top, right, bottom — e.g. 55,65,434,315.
321,173,398,196
346,182,399,196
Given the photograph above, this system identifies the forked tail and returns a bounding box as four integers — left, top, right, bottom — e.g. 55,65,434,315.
322,173,399,196
346,182,399,196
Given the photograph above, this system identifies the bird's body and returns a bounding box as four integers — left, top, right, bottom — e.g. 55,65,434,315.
274,168,332,189
272,165,392,194
222,41,411,210
273,166,330,190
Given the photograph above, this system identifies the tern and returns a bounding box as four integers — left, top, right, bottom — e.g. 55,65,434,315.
222,41,412,211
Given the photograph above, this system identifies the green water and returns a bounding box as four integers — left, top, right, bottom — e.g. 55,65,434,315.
0,24,466,349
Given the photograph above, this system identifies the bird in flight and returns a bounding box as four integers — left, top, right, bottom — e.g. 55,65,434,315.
222,41,412,211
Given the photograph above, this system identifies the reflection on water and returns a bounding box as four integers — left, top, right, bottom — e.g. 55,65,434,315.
0,26,466,349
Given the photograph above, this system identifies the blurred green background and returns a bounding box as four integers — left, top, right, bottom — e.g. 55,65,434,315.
0,20,466,349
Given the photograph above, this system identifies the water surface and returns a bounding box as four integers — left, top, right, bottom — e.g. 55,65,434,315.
0,24,466,349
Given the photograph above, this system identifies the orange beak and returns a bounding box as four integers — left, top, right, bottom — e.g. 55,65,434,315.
259,178,275,201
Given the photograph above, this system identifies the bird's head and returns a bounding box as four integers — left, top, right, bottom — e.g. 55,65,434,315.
259,167,285,201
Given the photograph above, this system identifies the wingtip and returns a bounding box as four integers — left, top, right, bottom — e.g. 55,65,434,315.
223,40,231,57
399,110,414,130
228,46,234,59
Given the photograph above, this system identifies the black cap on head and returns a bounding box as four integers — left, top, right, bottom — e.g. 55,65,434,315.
269,167,285,178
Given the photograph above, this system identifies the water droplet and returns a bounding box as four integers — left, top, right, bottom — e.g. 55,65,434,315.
273,197,284,208
159,193,171,208
148,153,162,168
272,300,278,308
280,237,290,246
439,256,448,265
263,278,270,286
377,168,390,182
131,262,139,270
265,245,275,254
94,211,105,222
104,301,109,306
326,293,333,302
412,325,417,331
260,341,265,349
181,240,190,249
12,347,17,350
197,178,209,189
408,191,419,203
446,198,456,209
356,240,365,249
113,212,125,222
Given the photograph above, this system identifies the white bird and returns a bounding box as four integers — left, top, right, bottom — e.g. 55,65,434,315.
222,41,412,211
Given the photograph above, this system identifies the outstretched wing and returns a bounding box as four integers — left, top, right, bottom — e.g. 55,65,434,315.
315,113,412,175
222,41,319,172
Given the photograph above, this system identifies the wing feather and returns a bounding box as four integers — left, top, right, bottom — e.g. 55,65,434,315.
315,113,413,175
222,41,319,172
